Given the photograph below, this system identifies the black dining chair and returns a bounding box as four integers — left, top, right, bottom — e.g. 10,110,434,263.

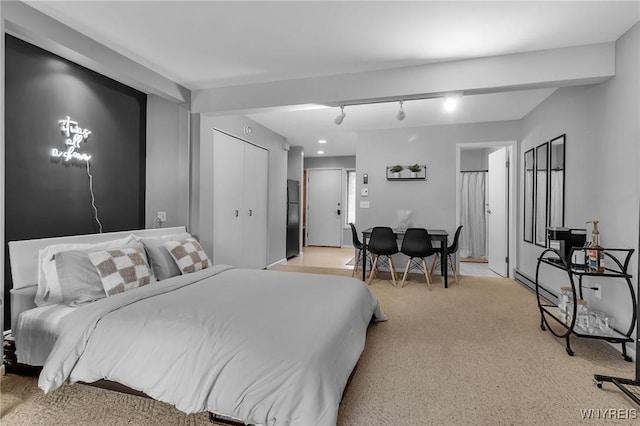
367,227,399,286
400,228,436,289
430,225,463,285
349,223,370,278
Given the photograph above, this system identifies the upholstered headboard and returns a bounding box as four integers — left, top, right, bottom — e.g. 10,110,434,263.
8,226,187,330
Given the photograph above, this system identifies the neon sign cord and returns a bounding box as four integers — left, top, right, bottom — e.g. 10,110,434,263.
86,159,103,233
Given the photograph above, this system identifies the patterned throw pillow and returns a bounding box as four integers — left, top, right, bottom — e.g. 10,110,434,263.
165,238,211,274
88,246,154,296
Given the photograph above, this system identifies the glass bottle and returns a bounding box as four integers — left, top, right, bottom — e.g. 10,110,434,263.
587,220,605,273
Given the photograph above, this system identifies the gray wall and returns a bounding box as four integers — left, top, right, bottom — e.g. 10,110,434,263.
518,23,639,354
355,122,520,235
146,95,190,229
304,156,356,169
190,114,288,266
460,147,501,171
288,146,304,181
460,149,487,172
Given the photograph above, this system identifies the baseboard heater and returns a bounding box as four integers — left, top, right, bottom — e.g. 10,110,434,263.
514,268,557,304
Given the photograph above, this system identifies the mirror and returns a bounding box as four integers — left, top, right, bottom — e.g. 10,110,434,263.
549,134,565,228
534,142,548,247
523,148,535,243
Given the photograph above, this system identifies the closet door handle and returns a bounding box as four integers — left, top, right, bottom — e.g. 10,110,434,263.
249,209,253,216
235,209,239,217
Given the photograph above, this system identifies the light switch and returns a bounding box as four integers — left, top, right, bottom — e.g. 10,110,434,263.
360,201,370,209
361,187,369,197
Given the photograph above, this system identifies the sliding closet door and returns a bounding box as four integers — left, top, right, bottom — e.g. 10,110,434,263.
212,130,245,266
242,143,268,269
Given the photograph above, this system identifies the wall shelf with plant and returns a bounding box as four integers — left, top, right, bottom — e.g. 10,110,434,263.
386,164,427,180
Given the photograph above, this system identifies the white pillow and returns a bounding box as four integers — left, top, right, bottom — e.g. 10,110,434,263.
35,234,137,306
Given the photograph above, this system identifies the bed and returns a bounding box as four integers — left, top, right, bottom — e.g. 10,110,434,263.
8,227,385,426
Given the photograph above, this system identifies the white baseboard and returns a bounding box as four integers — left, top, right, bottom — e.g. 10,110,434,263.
267,258,287,269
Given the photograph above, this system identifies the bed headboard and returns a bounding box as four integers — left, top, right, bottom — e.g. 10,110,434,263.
9,226,187,290
8,227,187,331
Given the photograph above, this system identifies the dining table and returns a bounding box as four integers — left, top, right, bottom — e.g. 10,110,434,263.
361,228,451,288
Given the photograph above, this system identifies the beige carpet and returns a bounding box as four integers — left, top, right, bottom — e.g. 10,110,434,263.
2,269,638,425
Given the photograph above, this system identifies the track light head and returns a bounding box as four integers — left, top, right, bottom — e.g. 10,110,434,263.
396,100,405,121
444,94,462,112
334,105,346,125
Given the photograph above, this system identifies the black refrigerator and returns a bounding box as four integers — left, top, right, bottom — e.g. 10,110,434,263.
286,179,300,258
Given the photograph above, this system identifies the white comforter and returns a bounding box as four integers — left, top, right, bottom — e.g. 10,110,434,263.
38,265,385,425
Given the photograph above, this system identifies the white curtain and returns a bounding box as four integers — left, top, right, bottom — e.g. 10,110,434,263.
459,172,486,259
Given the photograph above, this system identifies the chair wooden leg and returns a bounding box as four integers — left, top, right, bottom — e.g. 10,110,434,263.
422,258,432,289
388,257,397,287
367,255,379,285
430,254,440,278
401,258,411,288
352,250,362,277
448,255,458,284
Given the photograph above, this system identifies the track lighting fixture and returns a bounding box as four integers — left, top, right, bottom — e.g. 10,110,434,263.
331,93,464,124
334,105,346,125
396,101,405,121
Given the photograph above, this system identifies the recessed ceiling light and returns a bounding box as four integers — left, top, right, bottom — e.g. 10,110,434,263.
318,139,327,144
317,150,325,155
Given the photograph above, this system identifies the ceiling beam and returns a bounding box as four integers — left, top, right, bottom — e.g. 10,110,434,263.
192,42,614,115
3,1,190,105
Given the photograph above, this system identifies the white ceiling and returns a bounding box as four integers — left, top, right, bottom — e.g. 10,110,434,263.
24,1,640,157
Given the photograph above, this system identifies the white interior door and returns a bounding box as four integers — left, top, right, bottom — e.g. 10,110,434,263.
307,169,342,247
487,147,509,277
242,143,268,269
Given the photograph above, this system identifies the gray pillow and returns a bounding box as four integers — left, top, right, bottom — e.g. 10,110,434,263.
139,233,190,281
55,250,107,306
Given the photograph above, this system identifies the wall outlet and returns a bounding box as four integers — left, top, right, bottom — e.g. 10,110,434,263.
360,201,370,209
157,211,167,222
594,284,602,299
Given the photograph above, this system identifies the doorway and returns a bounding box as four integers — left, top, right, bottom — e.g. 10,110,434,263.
306,168,343,247
456,142,516,278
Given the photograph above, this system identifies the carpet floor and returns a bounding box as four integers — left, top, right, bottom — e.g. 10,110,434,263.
2,269,638,425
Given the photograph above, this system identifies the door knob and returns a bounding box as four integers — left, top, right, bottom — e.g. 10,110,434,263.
337,209,341,215
487,209,492,214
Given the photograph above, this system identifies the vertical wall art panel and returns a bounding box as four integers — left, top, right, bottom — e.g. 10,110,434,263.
4,35,146,328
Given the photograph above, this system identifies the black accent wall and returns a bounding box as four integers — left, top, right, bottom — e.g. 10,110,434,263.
4,35,147,329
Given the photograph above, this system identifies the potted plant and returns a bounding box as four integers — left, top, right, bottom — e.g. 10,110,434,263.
408,164,422,178
390,164,403,178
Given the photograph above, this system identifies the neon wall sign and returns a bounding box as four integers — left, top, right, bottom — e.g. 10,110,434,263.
51,116,92,162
